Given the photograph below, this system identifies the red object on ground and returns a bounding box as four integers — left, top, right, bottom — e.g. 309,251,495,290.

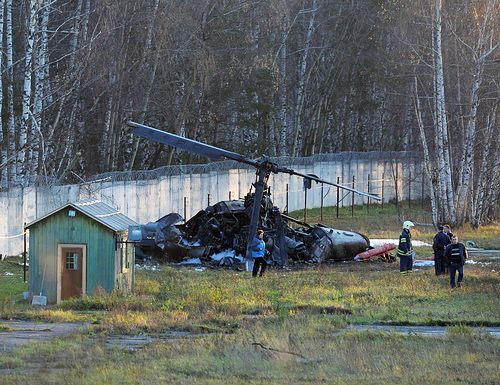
355,243,396,261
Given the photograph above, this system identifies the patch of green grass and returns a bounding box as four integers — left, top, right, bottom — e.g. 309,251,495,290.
0,257,27,303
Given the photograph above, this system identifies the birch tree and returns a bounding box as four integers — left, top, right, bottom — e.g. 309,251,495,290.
291,0,317,157
414,74,438,225
32,0,50,177
471,108,498,227
433,0,456,224
20,0,39,179
454,0,498,224
6,0,15,182
0,0,5,185
128,0,161,170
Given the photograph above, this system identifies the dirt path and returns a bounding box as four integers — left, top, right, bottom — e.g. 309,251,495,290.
0,321,90,352
1,321,499,354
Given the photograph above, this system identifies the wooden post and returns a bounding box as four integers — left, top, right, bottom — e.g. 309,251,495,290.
351,175,355,217
320,184,324,222
336,177,340,218
183,197,187,222
208,193,210,207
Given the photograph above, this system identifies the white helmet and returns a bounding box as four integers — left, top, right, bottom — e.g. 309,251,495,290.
403,220,415,230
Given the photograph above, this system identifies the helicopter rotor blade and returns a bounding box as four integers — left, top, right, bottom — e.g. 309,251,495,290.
129,121,380,200
280,167,381,201
128,121,259,168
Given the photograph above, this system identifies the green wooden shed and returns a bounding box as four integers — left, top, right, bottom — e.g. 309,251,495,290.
25,199,138,304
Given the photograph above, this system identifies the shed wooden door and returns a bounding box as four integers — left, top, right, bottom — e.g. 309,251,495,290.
60,247,84,299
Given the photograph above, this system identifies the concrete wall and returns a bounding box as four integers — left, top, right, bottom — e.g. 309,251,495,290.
0,152,424,256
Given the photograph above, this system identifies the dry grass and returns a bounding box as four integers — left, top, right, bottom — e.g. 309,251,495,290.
1,315,498,384
0,206,498,384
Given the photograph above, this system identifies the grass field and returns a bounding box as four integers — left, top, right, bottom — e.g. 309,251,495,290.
1,204,499,384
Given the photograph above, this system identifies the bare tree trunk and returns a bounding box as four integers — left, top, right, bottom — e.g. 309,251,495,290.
48,0,84,149
455,3,496,225
6,0,15,183
291,0,317,157
471,108,497,227
128,0,161,170
433,0,455,224
414,74,438,225
277,13,289,156
0,0,6,186
20,0,39,179
32,0,50,177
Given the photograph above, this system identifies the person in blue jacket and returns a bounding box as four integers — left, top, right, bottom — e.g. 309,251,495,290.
433,225,451,275
250,229,267,277
397,220,415,273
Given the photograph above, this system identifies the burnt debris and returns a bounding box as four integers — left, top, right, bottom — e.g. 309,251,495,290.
133,191,370,267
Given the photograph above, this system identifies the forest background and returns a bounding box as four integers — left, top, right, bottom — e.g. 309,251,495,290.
0,0,497,227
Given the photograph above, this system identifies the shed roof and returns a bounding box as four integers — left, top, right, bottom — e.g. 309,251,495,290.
25,199,138,232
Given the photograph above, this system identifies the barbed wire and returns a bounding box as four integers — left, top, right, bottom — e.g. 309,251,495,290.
0,151,421,189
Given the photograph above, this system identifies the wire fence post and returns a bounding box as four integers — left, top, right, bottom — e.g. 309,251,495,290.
336,177,340,218
381,173,385,209
23,223,27,283
229,191,231,200
351,175,355,217
208,193,210,207
367,174,371,213
303,187,308,223
408,170,411,209
320,184,324,222
395,166,399,211
421,172,425,208
183,197,187,222
285,183,289,215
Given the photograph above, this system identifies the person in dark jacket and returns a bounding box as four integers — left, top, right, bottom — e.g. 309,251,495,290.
249,229,267,277
397,220,415,273
442,225,454,274
444,236,468,288
433,226,451,275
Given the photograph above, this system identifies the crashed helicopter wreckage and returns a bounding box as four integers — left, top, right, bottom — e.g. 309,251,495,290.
131,191,371,266
127,121,380,267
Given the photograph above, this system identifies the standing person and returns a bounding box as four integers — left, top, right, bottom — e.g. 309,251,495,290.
444,236,468,288
432,225,451,275
442,225,454,274
397,221,415,273
250,229,267,277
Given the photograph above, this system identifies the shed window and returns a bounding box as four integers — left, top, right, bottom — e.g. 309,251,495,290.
65,252,79,270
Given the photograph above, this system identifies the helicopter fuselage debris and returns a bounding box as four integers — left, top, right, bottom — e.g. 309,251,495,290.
133,191,370,267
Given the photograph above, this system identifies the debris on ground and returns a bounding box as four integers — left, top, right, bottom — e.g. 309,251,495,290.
354,243,396,262
413,260,435,267
134,192,371,268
